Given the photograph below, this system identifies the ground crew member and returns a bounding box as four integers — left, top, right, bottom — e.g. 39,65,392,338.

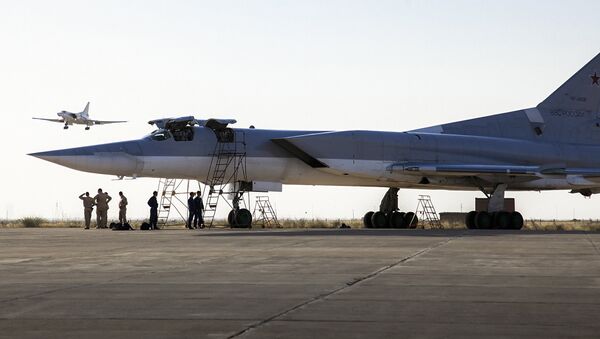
118,191,128,225
94,188,112,229
78,192,96,229
193,190,205,228
187,192,196,229
148,191,159,229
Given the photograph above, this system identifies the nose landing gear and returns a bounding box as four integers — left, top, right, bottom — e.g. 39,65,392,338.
228,208,253,228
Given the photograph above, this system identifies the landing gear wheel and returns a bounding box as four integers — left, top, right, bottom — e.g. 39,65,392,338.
234,209,252,228
227,210,236,227
85,126,90,130
475,211,492,229
371,211,387,228
388,211,406,228
363,211,374,228
404,212,418,229
494,211,511,229
466,211,478,229
63,125,68,129
510,211,524,230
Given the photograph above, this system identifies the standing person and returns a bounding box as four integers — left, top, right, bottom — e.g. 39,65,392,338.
118,191,128,225
78,192,95,229
94,188,112,229
148,191,159,230
187,192,196,229
193,190,205,228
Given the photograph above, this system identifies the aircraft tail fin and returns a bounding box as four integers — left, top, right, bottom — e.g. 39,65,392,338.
537,53,600,112
81,102,90,117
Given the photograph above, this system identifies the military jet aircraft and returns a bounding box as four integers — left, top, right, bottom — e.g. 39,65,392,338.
29,53,600,230
33,102,126,130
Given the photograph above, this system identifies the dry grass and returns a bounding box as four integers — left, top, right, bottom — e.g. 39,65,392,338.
525,219,600,232
2,217,600,231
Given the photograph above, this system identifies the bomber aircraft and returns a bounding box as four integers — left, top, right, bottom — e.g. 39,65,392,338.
33,102,127,130
30,53,600,229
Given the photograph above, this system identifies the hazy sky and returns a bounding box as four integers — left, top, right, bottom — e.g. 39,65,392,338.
3,0,600,221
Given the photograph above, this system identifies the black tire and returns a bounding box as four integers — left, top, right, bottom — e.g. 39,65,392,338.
475,211,492,229
363,211,374,228
371,211,387,228
227,210,236,227
511,211,524,230
404,212,418,229
234,209,252,228
389,211,406,228
494,211,511,229
466,211,478,229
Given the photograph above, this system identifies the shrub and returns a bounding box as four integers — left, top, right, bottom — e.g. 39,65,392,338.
19,217,46,228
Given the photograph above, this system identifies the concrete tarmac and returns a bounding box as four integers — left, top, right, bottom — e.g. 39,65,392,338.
1,228,600,338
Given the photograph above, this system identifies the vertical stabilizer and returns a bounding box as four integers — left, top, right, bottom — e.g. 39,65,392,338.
537,53,600,112
81,102,90,117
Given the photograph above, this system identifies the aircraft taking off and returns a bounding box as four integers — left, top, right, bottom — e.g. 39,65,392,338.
29,52,600,230
32,102,127,130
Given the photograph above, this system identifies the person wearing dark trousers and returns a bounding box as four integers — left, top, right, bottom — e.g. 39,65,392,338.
193,190,205,228
187,192,196,229
148,191,159,230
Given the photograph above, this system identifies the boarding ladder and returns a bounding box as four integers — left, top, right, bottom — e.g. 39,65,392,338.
252,196,280,228
202,130,247,227
157,178,196,227
415,195,442,229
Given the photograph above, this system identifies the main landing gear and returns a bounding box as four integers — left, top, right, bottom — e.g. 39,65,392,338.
465,184,524,230
465,210,523,230
363,188,419,229
63,124,69,130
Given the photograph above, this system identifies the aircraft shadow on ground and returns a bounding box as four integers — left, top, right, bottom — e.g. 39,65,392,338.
196,228,598,238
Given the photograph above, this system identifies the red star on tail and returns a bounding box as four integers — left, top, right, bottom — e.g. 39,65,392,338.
591,72,600,85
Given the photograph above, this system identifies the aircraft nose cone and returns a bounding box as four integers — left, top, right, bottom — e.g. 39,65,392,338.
29,141,144,176
28,146,96,169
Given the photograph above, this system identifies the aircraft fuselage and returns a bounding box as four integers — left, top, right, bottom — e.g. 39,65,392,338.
29,126,600,192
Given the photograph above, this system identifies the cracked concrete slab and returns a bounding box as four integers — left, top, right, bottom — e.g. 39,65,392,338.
1,228,599,338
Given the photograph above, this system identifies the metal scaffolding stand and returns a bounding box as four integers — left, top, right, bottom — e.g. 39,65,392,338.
156,178,201,227
415,194,442,229
252,196,280,228
202,129,251,228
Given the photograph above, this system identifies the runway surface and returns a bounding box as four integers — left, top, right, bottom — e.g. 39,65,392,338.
1,228,600,338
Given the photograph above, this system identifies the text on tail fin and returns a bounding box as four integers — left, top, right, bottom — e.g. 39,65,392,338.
538,53,600,113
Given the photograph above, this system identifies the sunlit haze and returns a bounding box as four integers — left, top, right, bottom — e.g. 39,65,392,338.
3,0,600,220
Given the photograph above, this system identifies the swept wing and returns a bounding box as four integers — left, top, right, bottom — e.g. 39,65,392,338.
89,119,127,125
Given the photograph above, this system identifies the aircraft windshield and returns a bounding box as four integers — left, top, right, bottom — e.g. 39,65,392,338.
149,129,172,141
147,127,194,142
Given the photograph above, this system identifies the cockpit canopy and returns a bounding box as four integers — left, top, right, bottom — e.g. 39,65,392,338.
149,129,172,141
146,116,237,142
148,127,194,142
147,116,196,142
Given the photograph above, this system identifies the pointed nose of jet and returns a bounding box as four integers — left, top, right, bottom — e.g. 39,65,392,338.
29,141,144,177
28,149,64,162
